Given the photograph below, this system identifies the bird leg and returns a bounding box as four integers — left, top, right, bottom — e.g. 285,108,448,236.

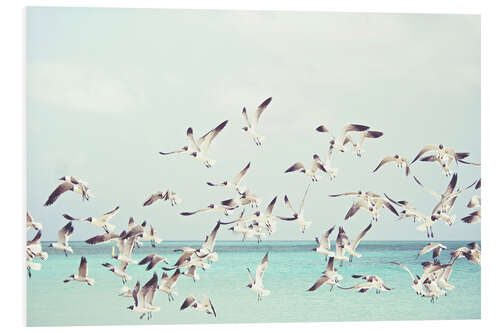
64,250,68,257
27,267,31,278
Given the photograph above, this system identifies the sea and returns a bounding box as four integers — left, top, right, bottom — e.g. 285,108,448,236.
26,240,481,326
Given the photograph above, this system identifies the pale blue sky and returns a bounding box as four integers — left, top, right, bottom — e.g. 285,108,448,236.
26,7,480,241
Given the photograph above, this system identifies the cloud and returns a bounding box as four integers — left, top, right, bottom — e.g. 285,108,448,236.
27,63,142,112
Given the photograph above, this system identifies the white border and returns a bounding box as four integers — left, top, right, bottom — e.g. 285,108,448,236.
2,1,499,332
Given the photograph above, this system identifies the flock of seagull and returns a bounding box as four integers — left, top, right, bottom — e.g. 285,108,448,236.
26,97,481,320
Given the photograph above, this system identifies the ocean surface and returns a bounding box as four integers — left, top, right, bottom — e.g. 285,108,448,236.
26,240,481,326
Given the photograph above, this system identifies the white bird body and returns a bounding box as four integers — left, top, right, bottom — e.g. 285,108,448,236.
26,212,42,230
313,225,336,259
49,222,74,256
285,155,328,182
63,256,94,285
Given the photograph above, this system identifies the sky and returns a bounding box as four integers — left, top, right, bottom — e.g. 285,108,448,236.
26,7,480,241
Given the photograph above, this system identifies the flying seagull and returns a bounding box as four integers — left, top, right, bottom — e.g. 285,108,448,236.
180,204,236,217
284,154,327,182
159,120,229,168
49,222,74,256
207,161,251,194
138,253,169,271
102,262,131,284
158,269,181,301
307,256,343,292
312,225,336,260
127,273,160,320
247,252,270,301
316,124,370,153
417,243,447,260
339,275,391,294
373,154,411,176
276,185,312,233
63,206,120,233
44,176,90,206
343,130,384,157
63,256,95,285
242,97,272,146
180,295,216,317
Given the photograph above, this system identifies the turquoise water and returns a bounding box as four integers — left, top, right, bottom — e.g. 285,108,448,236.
27,241,480,326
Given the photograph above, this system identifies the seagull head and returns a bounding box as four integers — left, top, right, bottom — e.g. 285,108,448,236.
242,126,249,132
126,305,134,310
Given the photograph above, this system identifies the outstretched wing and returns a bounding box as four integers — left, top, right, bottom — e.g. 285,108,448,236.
254,97,272,127
232,161,251,186
197,120,229,153
44,182,74,206
373,156,397,173
411,145,438,164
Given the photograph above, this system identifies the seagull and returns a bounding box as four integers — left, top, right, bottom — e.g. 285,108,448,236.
450,242,481,265
344,195,399,221
284,154,327,182
49,222,74,256
417,243,447,260
180,295,216,317
276,185,312,233
207,161,251,194
344,223,373,262
221,189,262,209
112,231,139,264
102,262,131,284
181,204,236,217
141,225,162,247
138,253,169,271
242,97,272,146
414,174,476,216
307,257,342,292
44,177,90,206
127,273,160,320
373,154,411,176
343,130,384,157
312,225,336,260
160,120,229,168
390,261,445,297
198,221,221,262
158,269,181,301
415,213,440,238
247,252,270,301
411,144,470,165
26,257,41,278
26,212,42,230
143,189,182,207
63,256,94,285
316,124,370,153
329,190,380,207
339,275,391,294
226,210,265,242
63,206,120,233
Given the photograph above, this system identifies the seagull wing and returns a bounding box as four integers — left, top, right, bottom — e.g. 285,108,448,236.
254,97,272,127
242,107,251,127
78,256,88,278
307,275,329,291
351,223,372,251
285,162,305,173
180,295,197,311
231,162,251,186
373,156,397,173
340,124,370,141
197,120,229,153
265,196,278,216
44,181,74,206
299,184,311,215
411,145,439,164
